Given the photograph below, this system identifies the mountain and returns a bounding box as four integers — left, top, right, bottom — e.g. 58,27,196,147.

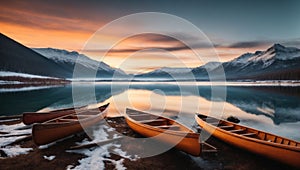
0,33,127,79
32,48,127,79
134,67,193,80
220,44,300,80
193,44,300,80
0,33,72,78
136,44,300,81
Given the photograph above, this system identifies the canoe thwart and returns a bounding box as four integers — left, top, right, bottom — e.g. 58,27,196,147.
228,129,245,133
138,119,166,124
218,125,234,129
241,133,256,137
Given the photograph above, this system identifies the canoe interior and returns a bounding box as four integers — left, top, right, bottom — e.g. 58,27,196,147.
127,109,192,133
197,114,300,147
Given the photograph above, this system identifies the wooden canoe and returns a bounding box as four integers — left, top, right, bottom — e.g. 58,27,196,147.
32,103,109,146
195,113,300,168
23,105,86,125
125,108,201,156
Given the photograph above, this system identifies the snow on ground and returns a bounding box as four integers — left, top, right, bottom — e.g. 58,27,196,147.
1,145,32,157
0,123,32,157
43,155,56,161
0,71,59,79
0,85,62,93
0,80,23,85
67,123,138,170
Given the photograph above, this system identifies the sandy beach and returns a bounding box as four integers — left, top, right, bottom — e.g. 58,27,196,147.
0,116,296,170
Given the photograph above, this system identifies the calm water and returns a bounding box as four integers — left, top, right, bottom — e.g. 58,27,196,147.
1,82,299,141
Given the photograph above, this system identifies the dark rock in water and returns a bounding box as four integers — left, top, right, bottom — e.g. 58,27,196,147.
227,116,240,123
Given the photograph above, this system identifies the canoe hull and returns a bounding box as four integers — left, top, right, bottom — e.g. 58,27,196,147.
32,104,108,145
126,118,200,156
125,108,201,156
195,114,300,168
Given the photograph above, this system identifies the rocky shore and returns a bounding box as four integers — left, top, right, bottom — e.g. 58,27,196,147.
0,116,296,170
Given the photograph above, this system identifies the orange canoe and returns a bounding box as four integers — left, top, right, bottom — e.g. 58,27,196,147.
125,108,201,156
32,103,109,145
195,113,300,168
23,105,86,125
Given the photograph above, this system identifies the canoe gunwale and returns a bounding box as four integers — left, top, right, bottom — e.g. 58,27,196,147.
22,105,89,125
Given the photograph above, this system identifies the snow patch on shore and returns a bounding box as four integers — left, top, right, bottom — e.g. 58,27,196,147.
1,145,32,157
43,155,56,161
0,123,31,146
0,123,32,157
67,124,137,170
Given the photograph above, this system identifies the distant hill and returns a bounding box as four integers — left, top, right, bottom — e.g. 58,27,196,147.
0,33,72,78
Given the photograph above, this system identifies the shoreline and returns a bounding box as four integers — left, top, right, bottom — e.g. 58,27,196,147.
0,116,296,170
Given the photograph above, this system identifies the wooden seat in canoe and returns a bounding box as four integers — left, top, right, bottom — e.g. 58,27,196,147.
241,133,256,137
127,113,151,117
218,125,234,129
138,119,166,124
228,129,245,133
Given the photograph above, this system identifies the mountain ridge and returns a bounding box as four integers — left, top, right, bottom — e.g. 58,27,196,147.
137,43,300,81
33,48,127,79
0,33,72,78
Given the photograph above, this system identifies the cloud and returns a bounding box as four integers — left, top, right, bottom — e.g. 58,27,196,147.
226,39,300,49
82,33,219,55
226,41,272,48
0,7,98,33
280,38,300,48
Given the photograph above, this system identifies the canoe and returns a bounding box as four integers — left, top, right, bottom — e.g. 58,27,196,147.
23,105,86,125
125,108,201,156
195,113,300,167
32,103,109,145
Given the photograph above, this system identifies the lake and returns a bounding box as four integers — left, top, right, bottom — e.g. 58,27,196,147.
1,82,299,141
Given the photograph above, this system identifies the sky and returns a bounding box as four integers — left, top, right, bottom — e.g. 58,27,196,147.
1,0,300,73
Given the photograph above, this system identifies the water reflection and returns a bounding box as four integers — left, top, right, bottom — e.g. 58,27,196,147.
0,83,299,140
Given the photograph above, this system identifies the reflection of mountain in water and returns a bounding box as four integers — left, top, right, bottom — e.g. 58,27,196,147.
1,84,299,125
130,85,300,125
224,87,300,125
0,85,126,115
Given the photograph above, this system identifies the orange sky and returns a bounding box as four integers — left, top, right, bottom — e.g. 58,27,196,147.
0,22,268,73
0,1,288,73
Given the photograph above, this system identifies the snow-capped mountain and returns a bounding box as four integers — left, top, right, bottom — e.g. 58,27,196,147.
33,48,127,79
229,44,300,68
136,44,300,81
219,44,300,80
0,34,127,79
